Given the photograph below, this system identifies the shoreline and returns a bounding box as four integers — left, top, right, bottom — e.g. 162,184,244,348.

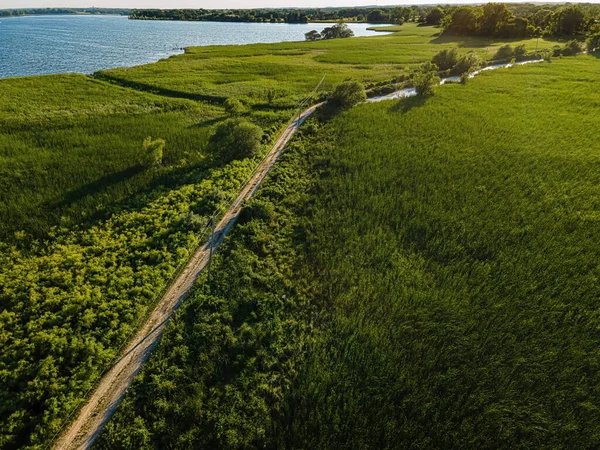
0,19,393,81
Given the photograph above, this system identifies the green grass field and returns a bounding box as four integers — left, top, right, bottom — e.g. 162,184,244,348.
97,23,558,103
0,20,592,449
96,55,600,449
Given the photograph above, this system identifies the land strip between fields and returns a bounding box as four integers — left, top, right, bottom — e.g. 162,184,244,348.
52,103,323,450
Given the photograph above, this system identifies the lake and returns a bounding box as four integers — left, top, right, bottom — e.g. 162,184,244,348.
0,15,390,79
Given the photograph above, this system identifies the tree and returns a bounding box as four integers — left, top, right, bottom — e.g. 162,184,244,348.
479,3,514,36
224,98,244,116
329,80,366,109
391,7,411,25
441,6,479,36
321,21,354,40
411,62,440,96
141,137,165,168
432,48,459,71
367,9,388,23
305,30,321,41
426,7,445,26
549,5,586,35
208,119,263,161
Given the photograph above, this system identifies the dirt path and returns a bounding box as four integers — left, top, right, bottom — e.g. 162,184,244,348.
53,103,323,450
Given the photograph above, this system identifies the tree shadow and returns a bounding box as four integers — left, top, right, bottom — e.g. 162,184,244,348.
189,116,226,128
51,165,145,210
92,72,227,105
389,95,427,114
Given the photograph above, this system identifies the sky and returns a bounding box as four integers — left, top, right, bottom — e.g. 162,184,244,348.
1,0,588,9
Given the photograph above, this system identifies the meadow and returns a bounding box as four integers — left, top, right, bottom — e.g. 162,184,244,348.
97,23,559,103
0,19,585,449
96,55,600,449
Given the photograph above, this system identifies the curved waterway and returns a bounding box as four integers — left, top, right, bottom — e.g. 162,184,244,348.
0,15,392,79
368,59,544,102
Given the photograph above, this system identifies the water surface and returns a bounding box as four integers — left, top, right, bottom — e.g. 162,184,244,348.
0,15,389,79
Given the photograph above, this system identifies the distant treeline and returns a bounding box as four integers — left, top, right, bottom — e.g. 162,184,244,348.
0,8,130,17
128,7,434,24
129,4,600,38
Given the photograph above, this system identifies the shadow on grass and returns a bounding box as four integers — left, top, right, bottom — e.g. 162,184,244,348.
389,95,427,114
51,165,145,211
190,116,226,128
92,72,227,105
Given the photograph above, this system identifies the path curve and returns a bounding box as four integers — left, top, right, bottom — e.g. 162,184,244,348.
53,102,323,450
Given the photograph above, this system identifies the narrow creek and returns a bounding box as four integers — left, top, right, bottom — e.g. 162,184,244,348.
367,59,544,102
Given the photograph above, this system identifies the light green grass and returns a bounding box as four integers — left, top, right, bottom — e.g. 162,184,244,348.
99,23,560,102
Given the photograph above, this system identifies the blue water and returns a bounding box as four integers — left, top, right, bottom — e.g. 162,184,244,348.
0,15,389,79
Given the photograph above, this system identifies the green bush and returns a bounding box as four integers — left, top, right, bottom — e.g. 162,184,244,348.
587,33,600,52
431,48,459,71
451,53,481,76
224,98,245,116
514,44,527,59
208,119,263,161
411,62,440,96
494,44,514,60
561,40,583,56
329,80,367,109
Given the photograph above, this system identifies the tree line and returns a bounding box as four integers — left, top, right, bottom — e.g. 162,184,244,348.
0,8,130,17
440,3,600,38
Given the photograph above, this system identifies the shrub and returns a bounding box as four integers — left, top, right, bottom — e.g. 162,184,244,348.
329,81,367,109
305,30,321,41
514,44,527,59
141,137,165,169
494,44,514,61
208,119,263,161
432,48,459,71
561,40,583,56
451,53,481,76
224,98,245,116
411,62,440,96
586,33,600,52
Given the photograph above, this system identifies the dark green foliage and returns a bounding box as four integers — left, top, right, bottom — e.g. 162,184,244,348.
561,40,583,56
432,48,460,71
0,8,130,16
548,4,586,35
329,80,367,109
494,44,515,60
452,52,482,76
411,61,440,96
95,124,319,450
426,7,445,25
588,33,600,51
319,21,355,40
304,30,321,42
441,2,599,38
208,119,263,162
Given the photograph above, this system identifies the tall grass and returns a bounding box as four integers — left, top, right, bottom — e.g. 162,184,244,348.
97,56,600,449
